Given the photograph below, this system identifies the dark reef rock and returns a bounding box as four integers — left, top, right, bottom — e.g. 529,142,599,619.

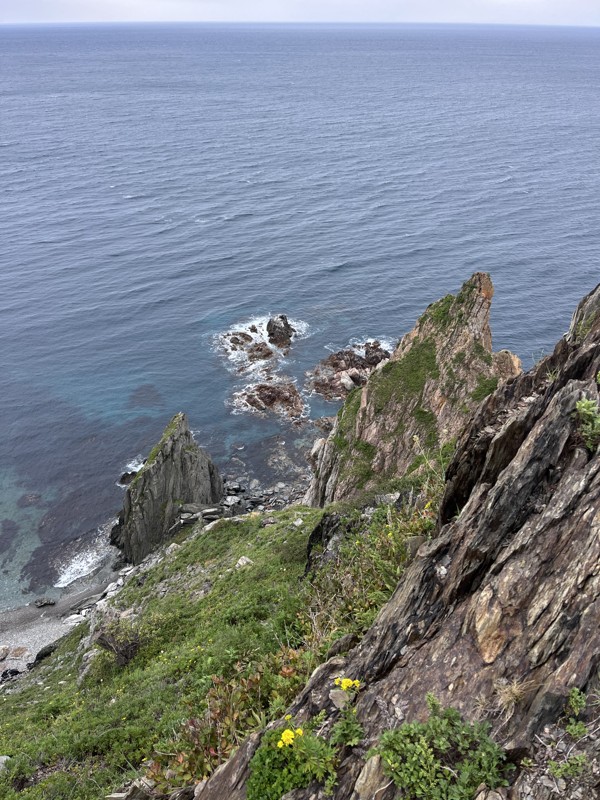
238,382,305,419
110,413,223,564
307,341,391,400
266,314,296,349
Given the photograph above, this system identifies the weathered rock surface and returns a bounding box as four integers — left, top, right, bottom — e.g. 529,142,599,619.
267,314,296,349
194,283,600,799
110,413,223,564
307,341,391,400
305,273,522,506
237,381,306,419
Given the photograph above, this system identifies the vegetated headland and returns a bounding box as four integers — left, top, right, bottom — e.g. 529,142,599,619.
1,273,599,800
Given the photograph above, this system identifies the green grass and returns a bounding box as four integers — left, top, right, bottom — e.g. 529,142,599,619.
471,375,499,402
371,339,439,413
472,340,493,367
0,508,323,800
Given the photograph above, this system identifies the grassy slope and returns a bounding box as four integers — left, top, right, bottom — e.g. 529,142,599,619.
0,489,440,799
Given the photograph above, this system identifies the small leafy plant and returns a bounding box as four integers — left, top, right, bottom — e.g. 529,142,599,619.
548,754,587,779
574,398,600,452
330,677,364,747
370,694,513,800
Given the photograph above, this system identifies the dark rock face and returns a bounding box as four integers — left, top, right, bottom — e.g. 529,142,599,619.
110,413,223,564
194,284,600,800
266,315,296,349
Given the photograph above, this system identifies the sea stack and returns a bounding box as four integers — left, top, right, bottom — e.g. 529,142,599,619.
110,412,223,564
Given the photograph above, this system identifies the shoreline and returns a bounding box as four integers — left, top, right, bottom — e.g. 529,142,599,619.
0,580,111,677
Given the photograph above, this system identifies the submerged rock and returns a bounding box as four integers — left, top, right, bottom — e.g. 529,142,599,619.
110,413,223,564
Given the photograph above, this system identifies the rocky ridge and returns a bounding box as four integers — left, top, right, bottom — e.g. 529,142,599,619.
305,273,521,506
193,282,600,800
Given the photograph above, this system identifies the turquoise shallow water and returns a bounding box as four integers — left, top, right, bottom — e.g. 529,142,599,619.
1,23,599,608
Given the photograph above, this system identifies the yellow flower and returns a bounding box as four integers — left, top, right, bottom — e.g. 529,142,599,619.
284,714,292,720
295,728,304,736
277,740,284,748
280,729,295,746
335,676,361,692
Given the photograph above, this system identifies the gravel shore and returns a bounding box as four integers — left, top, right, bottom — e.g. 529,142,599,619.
0,583,109,675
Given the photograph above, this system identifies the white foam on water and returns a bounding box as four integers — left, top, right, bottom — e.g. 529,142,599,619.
348,336,396,356
324,336,396,356
53,521,116,589
124,454,145,472
213,314,310,377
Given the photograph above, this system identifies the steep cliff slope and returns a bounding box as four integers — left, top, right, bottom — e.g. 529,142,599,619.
196,283,600,800
110,412,223,564
306,273,521,506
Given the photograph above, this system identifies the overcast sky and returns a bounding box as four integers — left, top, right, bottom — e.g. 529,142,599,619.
2,0,600,27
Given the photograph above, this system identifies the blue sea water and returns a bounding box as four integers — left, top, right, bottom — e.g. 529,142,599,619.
1,23,599,609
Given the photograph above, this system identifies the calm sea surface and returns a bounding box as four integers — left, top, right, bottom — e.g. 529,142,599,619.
1,23,598,609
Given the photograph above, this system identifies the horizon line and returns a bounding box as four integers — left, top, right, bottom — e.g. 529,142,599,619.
1,20,600,30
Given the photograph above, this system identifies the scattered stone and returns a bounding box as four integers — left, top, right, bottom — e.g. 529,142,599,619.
0,755,11,772
34,597,56,608
118,471,137,486
293,518,304,527
235,556,254,570
0,646,9,662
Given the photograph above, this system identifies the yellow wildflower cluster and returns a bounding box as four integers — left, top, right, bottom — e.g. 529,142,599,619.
277,728,304,748
334,677,361,692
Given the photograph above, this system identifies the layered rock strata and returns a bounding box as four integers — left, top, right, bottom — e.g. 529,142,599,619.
195,282,600,800
110,413,223,564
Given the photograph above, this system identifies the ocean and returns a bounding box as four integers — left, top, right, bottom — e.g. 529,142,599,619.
1,22,598,610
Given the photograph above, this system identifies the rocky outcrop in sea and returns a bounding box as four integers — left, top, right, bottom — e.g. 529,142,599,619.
110,412,223,564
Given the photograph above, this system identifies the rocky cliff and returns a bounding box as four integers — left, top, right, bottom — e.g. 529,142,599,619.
195,283,600,800
305,273,521,506
110,412,223,564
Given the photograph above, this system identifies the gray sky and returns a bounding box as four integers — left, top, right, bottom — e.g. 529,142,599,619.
2,0,600,26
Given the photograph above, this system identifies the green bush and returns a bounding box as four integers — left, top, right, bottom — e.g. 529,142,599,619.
247,724,337,800
575,398,600,451
371,694,513,800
